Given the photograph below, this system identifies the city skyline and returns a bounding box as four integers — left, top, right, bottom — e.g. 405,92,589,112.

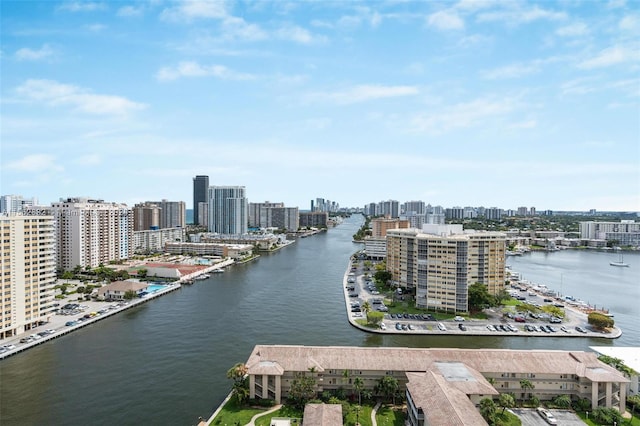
1,1,639,211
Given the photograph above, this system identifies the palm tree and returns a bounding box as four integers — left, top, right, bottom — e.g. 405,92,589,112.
362,301,372,315
498,393,515,414
479,398,497,424
519,379,535,406
552,394,571,409
376,376,399,404
353,377,364,406
227,363,248,384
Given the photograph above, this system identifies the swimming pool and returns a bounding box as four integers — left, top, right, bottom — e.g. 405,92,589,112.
145,284,166,293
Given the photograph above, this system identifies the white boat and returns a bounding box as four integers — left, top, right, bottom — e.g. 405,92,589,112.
194,274,211,280
212,269,224,274
610,252,630,267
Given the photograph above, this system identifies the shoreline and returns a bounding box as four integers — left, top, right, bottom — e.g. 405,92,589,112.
0,258,234,360
343,260,621,339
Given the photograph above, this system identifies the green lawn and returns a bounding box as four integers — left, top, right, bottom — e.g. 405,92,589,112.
209,398,266,426
375,404,405,426
576,411,640,426
344,404,373,426
254,406,303,426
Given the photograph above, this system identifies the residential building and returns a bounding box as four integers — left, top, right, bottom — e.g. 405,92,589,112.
378,200,400,218
363,236,387,260
445,207,464,220
97,281,148,301
196,233,286,251
0,195,38,214
371,217,410,237
249,201,282,228
164,242,252,259
386,225,506,313
208,186,248,235
193,175,209,225
245,345,629,416
1,214,57,339
484,207,502,220
151,199,186,229
579,220,640,247
299,212,328,228
517,206,528,216
133,202,161,231
403,201,425,215
45,198,133,271
197,202,208,227
133,227,185,253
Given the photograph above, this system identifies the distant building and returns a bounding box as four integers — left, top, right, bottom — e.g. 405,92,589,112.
208,186,248,235
299,211,328,228
44,198,133,271
387,225,506,313
403,200,425,215
363,236,387,260
193,175,209,225
133,228,185,253
133,202,161,231
517,206,528,216
484,207,502,220
579,220,640,247
164,242,252,260
197,202,208,227
151,199,186,229
371,217,410,237
1,214,57,339
0,195,38,214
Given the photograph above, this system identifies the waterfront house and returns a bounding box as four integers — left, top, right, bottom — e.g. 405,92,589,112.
97,281,148,301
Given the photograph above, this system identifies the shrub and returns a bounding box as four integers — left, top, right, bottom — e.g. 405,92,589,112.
591,407,623,425
588,312,614,329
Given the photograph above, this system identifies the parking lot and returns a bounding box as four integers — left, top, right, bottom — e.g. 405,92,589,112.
511,408,584,426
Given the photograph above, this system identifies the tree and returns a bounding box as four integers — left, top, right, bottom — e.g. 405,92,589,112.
123,290,138,300
519,379,535,406
353,377,364,406
61,271,74,280
468,282,497,311
552,394,571,408
137,268,148,278
373,270,392,285
588,312,614,329
366,311,384,326
288,372,317,409
76,286,85,294
376,376,399,404
479,398,497,424
226,363,248,384
498,393,515,414
226,363,249,404
361,301,372,315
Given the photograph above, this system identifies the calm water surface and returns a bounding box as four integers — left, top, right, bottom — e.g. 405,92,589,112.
1,215,638,425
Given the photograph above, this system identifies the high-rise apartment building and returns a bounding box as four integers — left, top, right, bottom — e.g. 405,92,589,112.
197,202,208,227
1,215,57,339
133,202,161,231
208,186,247,235
193,175,209,225
48,198,134,271
403,201,425,215
248,201,284,228
152,200,186,229
579,220,640,246
371,217,410,237
0,195,38,214
386,225,506,313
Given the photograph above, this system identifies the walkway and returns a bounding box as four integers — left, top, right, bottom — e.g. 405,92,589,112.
246,404,282,426
370,401,381,426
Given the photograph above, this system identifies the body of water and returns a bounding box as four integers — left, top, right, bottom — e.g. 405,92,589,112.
1,215,637,425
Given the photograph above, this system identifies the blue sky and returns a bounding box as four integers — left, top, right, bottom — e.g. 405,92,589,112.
1,0,639,212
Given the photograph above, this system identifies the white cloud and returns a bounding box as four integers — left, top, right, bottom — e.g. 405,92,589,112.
556,22,589,37
57,2,106,12
15,44,55,61
408,97,515,133
15,79,147,115
477,5,567,24
560,77,596,95
6,154,64,173
427,10,464,30
160,0,228,22
481,63,539,79
74,154,102,165
275,25,327,44
84,23,107,32
619,14,639,31
220,16,267,42
578,45,640,69
117,5,143,17
155,61,256,82
306,84,419,105
458,34,492,48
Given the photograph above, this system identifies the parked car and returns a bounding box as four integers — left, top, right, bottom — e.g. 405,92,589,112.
437,323,446,331
380,323,386,330
454,316,465,322
395,323,402,330
536,407,557,425
458,323,467,331
575,326,588,333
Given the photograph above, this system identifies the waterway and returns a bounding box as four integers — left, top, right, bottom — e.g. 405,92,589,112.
0,214,637,425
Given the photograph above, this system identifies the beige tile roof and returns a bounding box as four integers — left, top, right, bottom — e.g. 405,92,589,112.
303,403,343,426
97,280,148,295
406,372,489,426
246,345,629,384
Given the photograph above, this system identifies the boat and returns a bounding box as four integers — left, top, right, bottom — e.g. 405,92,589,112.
194,274,211,280
212,269,224,274
610,252,630,267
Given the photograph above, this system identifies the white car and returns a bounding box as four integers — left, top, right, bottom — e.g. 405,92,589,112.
454,316,465,321
380,323,386,330
437,322,447,331
536,408,557,425
1,344,16,351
